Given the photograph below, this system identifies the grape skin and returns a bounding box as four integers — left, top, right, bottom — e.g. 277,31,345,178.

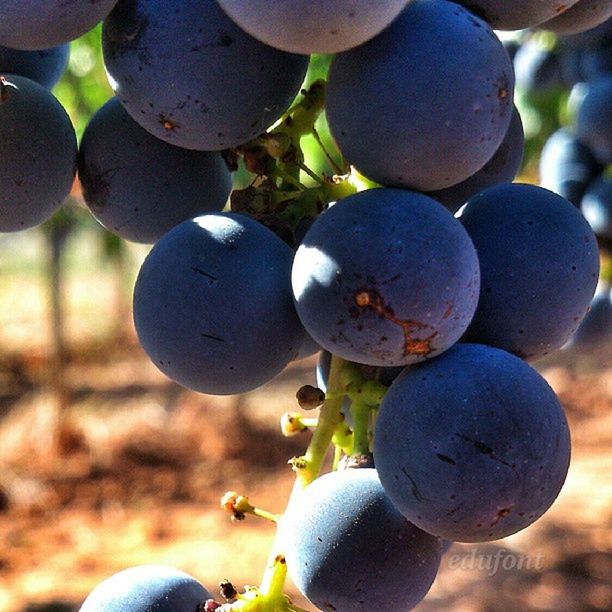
539,128,603,207
373,344,572,542
216,0,411,55
558,16,612,49
576,77,612,164
541,0,612,36
581,176,612,241
0,44,69,89
513,43,562,93
79,565,211,611
326,0,514,191
133,213,306,395
281,469,442,611
568,286,612,351
0,0,119,50
102,0,309,151
78,97,232,243
0,75,77,232
427,107,524,212
292,188,480,367
459,183,600,360
456,0,580,30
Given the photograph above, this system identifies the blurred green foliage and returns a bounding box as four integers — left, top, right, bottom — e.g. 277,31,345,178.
53,25,112,139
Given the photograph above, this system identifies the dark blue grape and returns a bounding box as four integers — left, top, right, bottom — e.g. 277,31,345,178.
326,0,514,191
558,14,612,48
576,77,612,164
102,0,308,151
293,333,321,362
513,43,562,93
581,176,612,241
292,189,479,366
541,0,612,36
568,285,612,351
457,0,580,30
133,213,306,395
0,44,69,89
580,44,612,81
79,565,210,611
292,188,480,367
0,1,118,50
558,47,585,88
281,469,442,611
0,75,76,232
373,343,571,542
427,108,524,212
78,97,232,243
216,0,410,54
459,183,600,360
539,128,603,206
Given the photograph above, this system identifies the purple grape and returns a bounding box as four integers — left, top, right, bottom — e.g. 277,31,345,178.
102,0,308,151
541,0,612,36
216,0,411,54
326,0,514,191
0,75,76,232
292,188,480,366
456,1,580,30
539,128,603,207
133,213,306,395
78,97,232,243
80,565,210,611
0,43,69,89
576,77,612,164
459,183,600,360
0,0,119,50
374,344,571,542
282,469,442,611
427,107,524,212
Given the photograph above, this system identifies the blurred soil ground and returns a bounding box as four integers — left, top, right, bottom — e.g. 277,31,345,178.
0,233,610,612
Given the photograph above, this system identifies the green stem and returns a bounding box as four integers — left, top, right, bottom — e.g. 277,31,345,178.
258,555,289,605
272,166,307,191
298,355,347,487
254,356,347,606
296,161,325,185
350,400,371,456
311,125,343,174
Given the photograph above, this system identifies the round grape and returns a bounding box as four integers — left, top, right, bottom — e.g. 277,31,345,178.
576,77,612,164
541,0,612,36
102,0,309,151
456,0,580,30
0,43,69,89
281,469,442,611
459,183,600,360
373,343,572,542
133,213,306,395
216,0,411,54
427,107,524,212
0,75,77,232
0,0,119,50
80,565,210,611
78,97,232,243
292,188,480,366
326,0,514,191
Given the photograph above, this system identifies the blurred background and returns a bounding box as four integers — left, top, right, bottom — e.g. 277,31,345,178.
0,24,610,612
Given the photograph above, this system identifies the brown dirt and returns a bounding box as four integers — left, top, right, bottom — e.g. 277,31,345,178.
0,309,610,611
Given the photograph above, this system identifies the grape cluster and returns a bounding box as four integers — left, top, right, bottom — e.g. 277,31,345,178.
0,1,609,611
